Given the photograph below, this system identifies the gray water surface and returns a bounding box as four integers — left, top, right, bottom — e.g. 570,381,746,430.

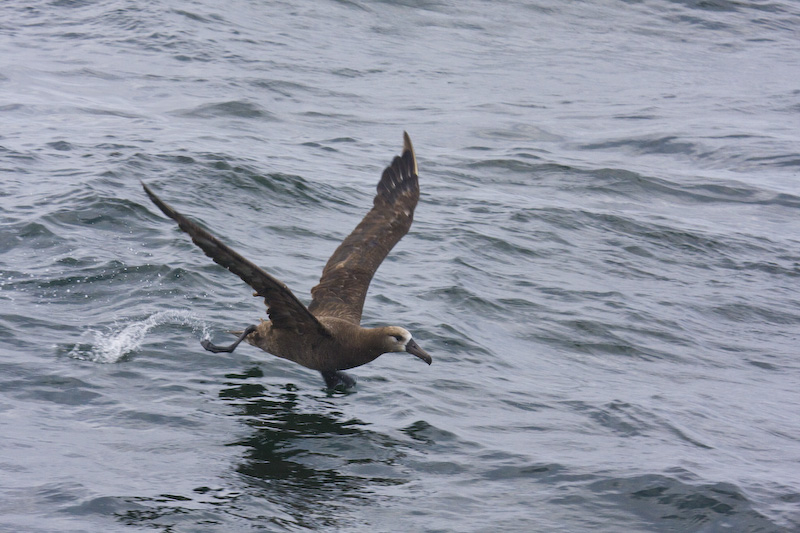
2,0,799,531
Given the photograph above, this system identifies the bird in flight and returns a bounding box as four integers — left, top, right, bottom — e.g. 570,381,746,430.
142,132,431,389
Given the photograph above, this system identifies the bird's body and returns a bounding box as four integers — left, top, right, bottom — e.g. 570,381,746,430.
245,317,410,372
143,132,431,389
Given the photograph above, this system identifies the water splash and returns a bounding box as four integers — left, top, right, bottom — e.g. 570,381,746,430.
67,310,210,363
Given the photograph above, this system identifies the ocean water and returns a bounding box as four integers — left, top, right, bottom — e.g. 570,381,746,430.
2,0,799,531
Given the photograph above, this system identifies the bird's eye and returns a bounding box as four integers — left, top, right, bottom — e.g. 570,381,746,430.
392,335,403,341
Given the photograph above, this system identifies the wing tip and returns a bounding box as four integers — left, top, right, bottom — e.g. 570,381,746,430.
141,180,155,201
142,181,176,221
402,131,418,175
376,133,419,203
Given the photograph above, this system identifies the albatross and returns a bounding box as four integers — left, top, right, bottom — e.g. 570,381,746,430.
142,132,431,389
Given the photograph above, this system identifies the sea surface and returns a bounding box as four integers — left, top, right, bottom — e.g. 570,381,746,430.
1,0,799,531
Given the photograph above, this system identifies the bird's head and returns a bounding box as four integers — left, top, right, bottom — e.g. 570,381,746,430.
381,326,432,365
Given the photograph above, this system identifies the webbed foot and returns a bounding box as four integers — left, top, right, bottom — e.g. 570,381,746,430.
320,370,357,390
201,324,257,353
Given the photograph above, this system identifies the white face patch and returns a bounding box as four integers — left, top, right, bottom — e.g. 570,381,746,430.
387,328,412,352
399,334,410,349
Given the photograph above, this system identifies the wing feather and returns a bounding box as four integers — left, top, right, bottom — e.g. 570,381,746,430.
142,182,329,337
308,132,420,323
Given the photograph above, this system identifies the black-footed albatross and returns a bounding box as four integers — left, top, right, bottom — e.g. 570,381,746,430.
142,132,431,389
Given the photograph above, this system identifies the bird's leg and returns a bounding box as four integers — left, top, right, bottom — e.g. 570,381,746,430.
320,370,357,390
201,325,257,354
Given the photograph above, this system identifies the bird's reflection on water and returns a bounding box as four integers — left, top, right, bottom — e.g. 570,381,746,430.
113,367,414,530
218,367,410,528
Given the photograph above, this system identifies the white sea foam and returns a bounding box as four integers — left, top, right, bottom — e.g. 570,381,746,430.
68,310,210,363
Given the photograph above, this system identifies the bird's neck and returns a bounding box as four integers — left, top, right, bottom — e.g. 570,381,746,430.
341,326,394,369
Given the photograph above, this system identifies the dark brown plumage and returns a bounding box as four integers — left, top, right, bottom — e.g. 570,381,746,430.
142,132,431,389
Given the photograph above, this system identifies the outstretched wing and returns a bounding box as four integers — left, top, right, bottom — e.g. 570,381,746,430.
307,132,420,324
143,182,330,337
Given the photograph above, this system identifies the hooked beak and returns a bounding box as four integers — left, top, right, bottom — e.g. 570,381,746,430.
405,338,432,365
